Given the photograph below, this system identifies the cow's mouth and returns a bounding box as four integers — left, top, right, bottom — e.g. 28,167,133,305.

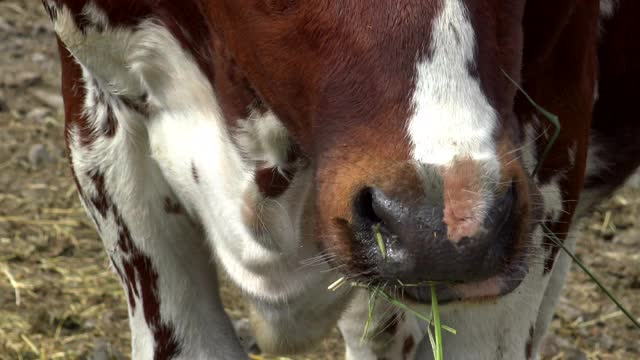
401,188,530,304
400,259,528,304
328,180,536,305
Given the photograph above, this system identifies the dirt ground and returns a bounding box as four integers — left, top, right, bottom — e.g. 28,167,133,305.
0,1,638,359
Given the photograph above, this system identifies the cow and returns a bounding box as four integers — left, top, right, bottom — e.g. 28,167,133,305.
42,0,639,359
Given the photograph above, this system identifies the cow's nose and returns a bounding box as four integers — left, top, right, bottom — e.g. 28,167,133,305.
351,182,517,284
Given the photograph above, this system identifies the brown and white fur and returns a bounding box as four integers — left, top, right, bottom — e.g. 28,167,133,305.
43,0,639,359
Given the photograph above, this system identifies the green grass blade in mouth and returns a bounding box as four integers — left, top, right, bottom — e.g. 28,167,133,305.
362,285,380,341
426,316,437,359
373,223,386,259
378,285,451,359
431,284,444,360
327,276,347,291
351,282,457,334
350,281,457,357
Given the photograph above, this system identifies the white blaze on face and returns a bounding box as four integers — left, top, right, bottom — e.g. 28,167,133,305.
408,0,498,167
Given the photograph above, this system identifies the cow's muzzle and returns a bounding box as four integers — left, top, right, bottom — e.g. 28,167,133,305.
330,160,531,303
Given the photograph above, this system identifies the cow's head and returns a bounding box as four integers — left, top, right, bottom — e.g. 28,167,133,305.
212,0,558,303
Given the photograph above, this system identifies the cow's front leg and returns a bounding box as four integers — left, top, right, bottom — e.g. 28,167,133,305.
96,196,246,360
68,126,248,360
58,44,246,359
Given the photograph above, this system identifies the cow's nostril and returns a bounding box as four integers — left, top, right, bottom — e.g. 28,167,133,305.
353,187,382,225
353,187,404,231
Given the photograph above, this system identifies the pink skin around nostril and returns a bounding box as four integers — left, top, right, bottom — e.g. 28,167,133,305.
441,159,487,243
443,197,484,243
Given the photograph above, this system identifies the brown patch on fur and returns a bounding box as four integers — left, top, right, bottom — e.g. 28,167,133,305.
113,204,182,360
163,197,183,214
120,94,150,118
402,336,415,360
41,0,58,21
255,166,293,198
103,103,118,138
75,170,183,359
379,313,401,336
525,325,535,359
110,256,136,310
58,42,118,147
191,162,200,184
88,170,110,218
58,38,97,149
84,78,118,139
211,36,262,127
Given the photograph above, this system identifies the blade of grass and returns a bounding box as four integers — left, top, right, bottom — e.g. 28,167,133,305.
351,282,457,333
426,317,436,359
373,223,386,259
374,288,457,334
541,223,640,329
328,276,346,291
348,282,458,360
431,285,443,360
396,279,437,287
362,286,380,341
501,69,561,176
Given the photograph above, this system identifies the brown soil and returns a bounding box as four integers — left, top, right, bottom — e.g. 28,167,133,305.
0,2,637,359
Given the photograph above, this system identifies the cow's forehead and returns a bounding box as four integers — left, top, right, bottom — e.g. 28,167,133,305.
216,0,525,142
215,1,447,126
46,0,525,156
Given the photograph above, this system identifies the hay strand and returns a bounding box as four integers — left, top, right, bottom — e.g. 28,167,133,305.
1,263,21,306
